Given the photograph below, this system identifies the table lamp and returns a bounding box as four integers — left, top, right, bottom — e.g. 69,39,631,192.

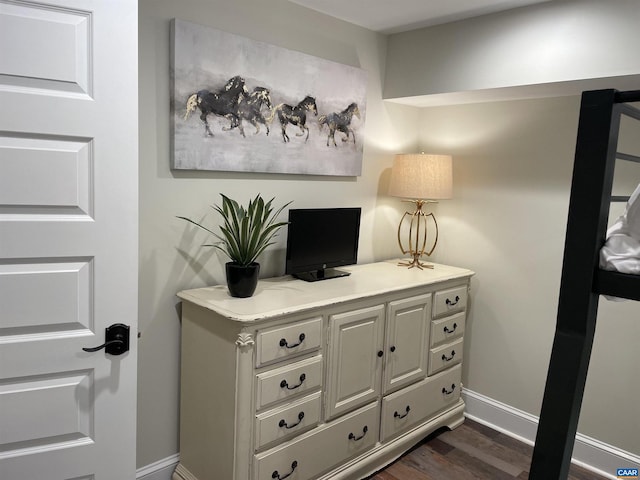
388,153,453,269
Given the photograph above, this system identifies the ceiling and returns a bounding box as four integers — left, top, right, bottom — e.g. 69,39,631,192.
288,0,552,34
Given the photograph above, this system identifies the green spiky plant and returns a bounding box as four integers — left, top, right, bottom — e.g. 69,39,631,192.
178,194,292,266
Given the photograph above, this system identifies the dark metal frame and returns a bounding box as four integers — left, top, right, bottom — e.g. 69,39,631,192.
529,89,640,479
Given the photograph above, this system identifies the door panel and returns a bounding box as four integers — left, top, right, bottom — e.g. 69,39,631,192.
384,294,431,394
0,259,92,333
0,135,92,215
0,370,93,449
326,304,384,420
0,1,91,94
0,1,138,479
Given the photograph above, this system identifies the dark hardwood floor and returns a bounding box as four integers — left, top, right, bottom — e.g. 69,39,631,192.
367,419,607,480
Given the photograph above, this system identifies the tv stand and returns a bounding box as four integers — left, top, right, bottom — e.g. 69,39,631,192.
293,267,351,282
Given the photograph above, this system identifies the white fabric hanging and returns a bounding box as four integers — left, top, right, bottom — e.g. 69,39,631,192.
599,183,640,300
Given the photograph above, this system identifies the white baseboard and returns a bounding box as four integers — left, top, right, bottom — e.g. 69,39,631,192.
135,390,640,480
136,453,179,480
462,388,640,480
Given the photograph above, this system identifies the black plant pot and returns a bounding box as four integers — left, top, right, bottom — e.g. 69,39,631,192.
225,262,260,298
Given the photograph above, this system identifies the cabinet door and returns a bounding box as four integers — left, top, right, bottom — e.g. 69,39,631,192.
326,304,385,420
383,294,431,394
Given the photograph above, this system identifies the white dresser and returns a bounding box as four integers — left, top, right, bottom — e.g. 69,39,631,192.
173,261,474,480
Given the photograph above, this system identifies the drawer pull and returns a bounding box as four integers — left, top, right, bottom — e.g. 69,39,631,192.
278,411,305,429
280,373,306,390
279,333,305,349
442,383,456,395
394,405,411,419
441,350,456,362
445,295,460,307
272,460,298,479
443,323,458,334
348,425,368,442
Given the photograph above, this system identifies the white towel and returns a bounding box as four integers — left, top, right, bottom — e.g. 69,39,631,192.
599,183,640,300
627,181,640,240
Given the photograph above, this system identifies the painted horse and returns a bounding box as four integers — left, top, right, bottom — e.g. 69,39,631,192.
269,95,318,143
184,75,247,137
318,102,360,147
237,86,272,136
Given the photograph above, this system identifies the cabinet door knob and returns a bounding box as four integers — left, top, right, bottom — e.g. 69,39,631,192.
377,350,384,357
390,345,396,352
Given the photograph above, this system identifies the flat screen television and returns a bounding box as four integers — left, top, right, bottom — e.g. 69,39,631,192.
285,207,361,282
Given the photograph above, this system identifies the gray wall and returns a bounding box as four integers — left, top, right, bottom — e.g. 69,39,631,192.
420,97,640,454
384,0,640,103
138,0,640,470
138,0,418,467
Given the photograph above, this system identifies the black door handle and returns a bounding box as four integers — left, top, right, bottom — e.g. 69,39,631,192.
83,323,130,355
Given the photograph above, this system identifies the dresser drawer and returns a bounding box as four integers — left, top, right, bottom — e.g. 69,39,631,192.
254,402,378,480
430,311,466,348
433,285,467,318
381,364,461,443
428,337,464,375
255,392,322,451
256,356,323,410
256,316,323,367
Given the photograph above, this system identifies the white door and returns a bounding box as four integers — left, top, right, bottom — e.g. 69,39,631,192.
0,1,138,479
383,294,431,394
326,305,384,420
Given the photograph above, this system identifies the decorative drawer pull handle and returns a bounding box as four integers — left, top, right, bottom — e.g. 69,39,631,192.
279,411,305,429
445,295,461,307
394,405,411,419
442,383,456,395
348,425,368,441
443,323,458,334
279,333,305,349
442,350,456,362
272,460,298,479
280,373,306,390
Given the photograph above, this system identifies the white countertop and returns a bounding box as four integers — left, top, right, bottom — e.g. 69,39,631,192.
177,260,474,323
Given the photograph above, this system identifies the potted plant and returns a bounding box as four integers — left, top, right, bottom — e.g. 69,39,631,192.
178,193,291,298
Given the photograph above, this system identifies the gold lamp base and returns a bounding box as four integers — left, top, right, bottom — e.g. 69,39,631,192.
397,256,434,270
397,200,438,270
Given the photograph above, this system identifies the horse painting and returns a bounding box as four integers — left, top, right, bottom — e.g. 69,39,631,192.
184,75,247,137
268,96,318,143
237,86,272,136
318,102,361,147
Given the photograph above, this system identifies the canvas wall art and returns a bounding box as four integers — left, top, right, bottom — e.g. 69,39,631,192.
171,19,368,176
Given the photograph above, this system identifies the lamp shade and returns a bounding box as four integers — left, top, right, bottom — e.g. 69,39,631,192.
389,153,453,200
